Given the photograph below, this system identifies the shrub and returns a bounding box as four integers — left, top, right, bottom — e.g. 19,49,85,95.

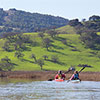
51,55,59,63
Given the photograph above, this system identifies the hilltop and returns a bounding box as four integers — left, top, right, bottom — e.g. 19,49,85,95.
0,8,68,33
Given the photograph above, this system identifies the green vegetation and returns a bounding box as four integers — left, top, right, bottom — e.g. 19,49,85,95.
56,25,76,34
97,32,100,35
0,8,68,33
0,30,100,72
0,14,100,72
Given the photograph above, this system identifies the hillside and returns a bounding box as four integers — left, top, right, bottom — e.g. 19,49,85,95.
56,25,76,34
0,26,100,72
0,8,69,33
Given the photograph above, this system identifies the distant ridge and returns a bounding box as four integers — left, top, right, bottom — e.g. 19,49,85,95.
0,8,69,33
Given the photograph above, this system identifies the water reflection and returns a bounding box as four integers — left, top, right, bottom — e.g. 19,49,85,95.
0,78,100,100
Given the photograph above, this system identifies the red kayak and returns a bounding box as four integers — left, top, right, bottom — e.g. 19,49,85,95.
54,79,64,82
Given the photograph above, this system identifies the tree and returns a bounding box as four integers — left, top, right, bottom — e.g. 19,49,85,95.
42,38,53,51
81,18,86,22
15,40,25,50
0,8,68,33
2,32,19,42
38,32,45,39
37,59,44,70
0,56,14,71
89,15,100,21
42,55,48,60
0,62,14,71
21,35,32,43
1,56,11,63
2,41,10,51
30,54,37,63
14,43,18,50
80,30,100,49
14,51,24,59
97,52,100,58
68,19,83,27
47,29,58,38
61,39,67,45
51,55,59,63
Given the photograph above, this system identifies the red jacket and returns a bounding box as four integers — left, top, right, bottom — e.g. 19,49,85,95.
55,73,66,79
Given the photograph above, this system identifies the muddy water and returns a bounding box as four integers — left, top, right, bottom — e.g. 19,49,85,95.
0,78,100,100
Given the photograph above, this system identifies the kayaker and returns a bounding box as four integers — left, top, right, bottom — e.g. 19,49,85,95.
69,71,79,80
55,70,66,80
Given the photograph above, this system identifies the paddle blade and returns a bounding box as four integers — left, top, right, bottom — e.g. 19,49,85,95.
65,67,76,74
78,64,93,68
48,79,53,81
78,64,93,73
68,67,76,72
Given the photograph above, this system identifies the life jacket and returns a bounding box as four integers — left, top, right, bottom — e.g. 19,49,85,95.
55,73,65,79
58,74,62,79
74,73,79,79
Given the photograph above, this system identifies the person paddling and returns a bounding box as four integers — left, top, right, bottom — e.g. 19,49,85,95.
69,71,79,80
55,70,66,80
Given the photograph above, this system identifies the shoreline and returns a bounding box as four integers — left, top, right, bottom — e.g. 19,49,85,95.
0,71,100,81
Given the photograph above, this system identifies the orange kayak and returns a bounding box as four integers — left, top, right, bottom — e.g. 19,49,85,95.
55,79,64,82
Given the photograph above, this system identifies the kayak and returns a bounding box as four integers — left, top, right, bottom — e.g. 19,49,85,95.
69,79,81,83
54,79,64,82
53,79,81,83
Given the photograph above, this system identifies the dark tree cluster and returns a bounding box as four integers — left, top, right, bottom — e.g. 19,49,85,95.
0,56,14,71
2,32,37,52
68,15,100,50
89,15,100,21
0,8,69,33
69,15,100,33
80,30,100,50
68,19,83,27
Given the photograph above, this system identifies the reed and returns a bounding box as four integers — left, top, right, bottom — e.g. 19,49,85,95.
0,71,100,81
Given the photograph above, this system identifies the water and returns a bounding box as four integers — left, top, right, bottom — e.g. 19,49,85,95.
0,78,100,100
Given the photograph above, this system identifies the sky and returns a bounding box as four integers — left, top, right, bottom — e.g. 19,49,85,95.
0,0,100,20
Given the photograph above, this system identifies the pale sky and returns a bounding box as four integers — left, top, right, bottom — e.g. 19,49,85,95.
0,0,100,20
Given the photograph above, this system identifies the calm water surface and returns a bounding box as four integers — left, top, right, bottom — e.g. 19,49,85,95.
0,78,100,100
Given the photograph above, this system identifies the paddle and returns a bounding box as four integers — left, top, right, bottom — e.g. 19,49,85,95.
64,67,75,74
79,67,85,73
78,64,92,73
48,67,75,81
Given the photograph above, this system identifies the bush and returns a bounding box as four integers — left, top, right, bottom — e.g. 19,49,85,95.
51,55,59,63
15,51,24,59
0,56,14,71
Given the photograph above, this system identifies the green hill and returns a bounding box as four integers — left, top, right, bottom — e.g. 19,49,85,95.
0,27,100,72
56,25,76,34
